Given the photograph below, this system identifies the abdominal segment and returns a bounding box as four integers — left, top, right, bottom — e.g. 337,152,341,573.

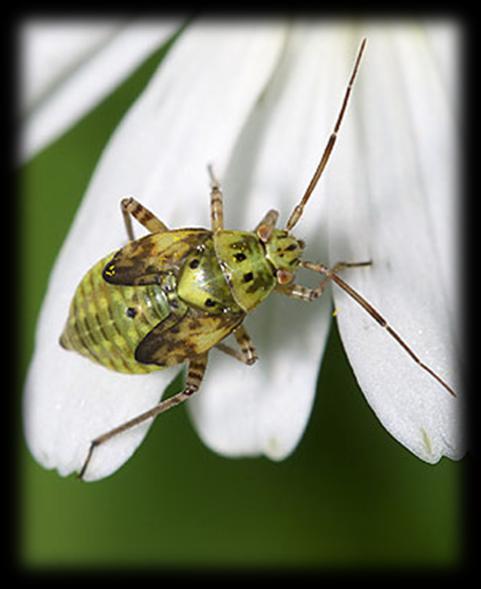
59,256,187,374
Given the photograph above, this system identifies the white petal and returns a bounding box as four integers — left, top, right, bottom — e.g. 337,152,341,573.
327,25,463,462
24,20,287,481
20,20,123,112
20,18,182,162
188,24,349,460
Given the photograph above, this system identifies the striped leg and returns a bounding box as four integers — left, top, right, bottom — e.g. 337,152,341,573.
279,282,326,302
280,261,372,301
207,164,224,232
78,354,208,479
216,325,258,365
300,260,456,398
121,197,169,241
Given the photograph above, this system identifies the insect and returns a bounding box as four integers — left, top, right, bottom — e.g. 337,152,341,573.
59,38,456,479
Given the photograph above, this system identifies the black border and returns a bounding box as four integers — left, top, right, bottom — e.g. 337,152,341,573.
10,7,475,580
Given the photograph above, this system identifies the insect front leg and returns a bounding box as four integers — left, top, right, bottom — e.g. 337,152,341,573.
280,260,372,301
279,282,327,302
78,354,209,480
121,197,169,241
300,260,457,398
215,325,258,365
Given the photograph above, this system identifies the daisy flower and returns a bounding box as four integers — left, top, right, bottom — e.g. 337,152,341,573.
22,18,463,481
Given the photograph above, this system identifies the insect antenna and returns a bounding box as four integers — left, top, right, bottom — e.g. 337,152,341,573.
301,261,457,398
285,37,367,232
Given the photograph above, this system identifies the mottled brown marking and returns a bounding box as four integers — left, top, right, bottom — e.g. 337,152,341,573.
103,229,212,286
135,307,244,367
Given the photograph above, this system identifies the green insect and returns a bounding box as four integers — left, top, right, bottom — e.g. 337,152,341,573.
60,39,456,479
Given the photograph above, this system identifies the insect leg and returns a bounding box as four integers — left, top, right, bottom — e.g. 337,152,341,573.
278,282,327,302
207,164,224,232
279,261,371,301
216,325,258,365
300,260,457,398
121,197,169,241
78,354,209,480
255,209,279,242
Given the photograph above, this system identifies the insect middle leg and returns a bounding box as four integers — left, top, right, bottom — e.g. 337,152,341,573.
215,325,258,365
121,197,169,241
78,353,209,480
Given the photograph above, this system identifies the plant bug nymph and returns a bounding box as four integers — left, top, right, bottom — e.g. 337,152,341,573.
58,38,457,480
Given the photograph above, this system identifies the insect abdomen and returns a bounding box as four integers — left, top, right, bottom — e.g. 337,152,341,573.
60,255,177,373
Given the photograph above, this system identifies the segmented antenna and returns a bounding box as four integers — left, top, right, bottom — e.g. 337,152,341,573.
285,38,367,232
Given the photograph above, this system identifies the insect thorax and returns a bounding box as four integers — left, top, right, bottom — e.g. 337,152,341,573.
213,230,277,312
177,237,242,314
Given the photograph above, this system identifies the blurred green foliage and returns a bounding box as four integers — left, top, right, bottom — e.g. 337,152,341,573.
20,33,461,570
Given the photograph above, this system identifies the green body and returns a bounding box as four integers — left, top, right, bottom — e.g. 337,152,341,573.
60,227,299,374
60,255,177,373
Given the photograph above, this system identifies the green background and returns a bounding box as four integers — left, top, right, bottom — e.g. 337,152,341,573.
19,33,462,569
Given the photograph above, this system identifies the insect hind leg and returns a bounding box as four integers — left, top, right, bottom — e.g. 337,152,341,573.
121,197,169,241
78,354,209,480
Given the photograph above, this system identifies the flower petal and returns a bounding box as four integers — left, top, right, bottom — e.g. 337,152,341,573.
24,20,288,481
21,20,123,113
20,19,182,161
188,25,350,460
327,25,463,462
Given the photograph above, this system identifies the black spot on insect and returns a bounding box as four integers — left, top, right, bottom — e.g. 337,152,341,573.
285,244,297,251
126,307,137,318
189,259,200,269
234,252,246,262
243,272,254,283
205,298,216,308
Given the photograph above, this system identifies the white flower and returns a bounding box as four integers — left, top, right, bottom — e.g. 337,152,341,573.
23,19,463,481
19,18,182,161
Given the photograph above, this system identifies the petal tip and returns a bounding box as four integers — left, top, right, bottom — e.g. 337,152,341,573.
263,435,291,461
